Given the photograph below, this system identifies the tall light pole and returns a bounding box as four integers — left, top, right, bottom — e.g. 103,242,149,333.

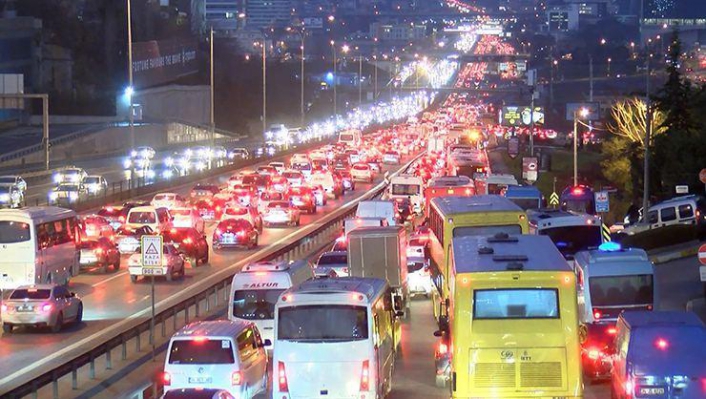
573,108,589,186
261,39,267,135
358,54,363,107
373,54,378,99
643,53,652,213
331,40,337,119
300,28,305,126
126,0,134,149
209,27,215,148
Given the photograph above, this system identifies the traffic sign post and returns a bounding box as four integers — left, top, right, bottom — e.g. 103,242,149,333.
594,191,609,213
522,157,538,183
141,235,163,361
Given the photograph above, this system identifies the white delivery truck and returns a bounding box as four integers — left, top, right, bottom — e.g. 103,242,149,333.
344,217,388,235
347,226,409,313
388,175,424,214
356,200,396,226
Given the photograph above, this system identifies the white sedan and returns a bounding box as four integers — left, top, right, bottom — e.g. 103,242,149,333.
350,163,374,182
151,193,186,209
170,207,206,234
1,284,83,333
262,201,301,227
127,244,185,282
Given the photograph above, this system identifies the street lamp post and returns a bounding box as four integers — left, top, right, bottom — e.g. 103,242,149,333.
373,54,378,99
607,58,612,77
358,54,363,107
573,108,589,186
300,29,305,126
209,27,215,148
260,39,267,135
126,0,134,150
331,40,337,120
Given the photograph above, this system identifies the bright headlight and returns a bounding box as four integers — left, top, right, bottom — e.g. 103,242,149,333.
53,174,62,183
146,170,156,179
49,192,58,200
0,194,10,201
164,157,174,167
163,170,174,179
123,159,132,168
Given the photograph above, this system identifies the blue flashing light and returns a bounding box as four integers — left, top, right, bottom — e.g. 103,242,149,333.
326,72,334,82
598,242,621,252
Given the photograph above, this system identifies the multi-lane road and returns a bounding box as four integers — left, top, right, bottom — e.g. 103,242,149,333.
0,147,416,394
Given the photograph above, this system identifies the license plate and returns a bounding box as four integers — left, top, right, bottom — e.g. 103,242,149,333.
221,233,235,243
142,268,164,275
17,306,33,312
188,376,212,384
639,387,665,395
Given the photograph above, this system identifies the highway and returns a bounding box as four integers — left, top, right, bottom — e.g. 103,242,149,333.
0,146,417,394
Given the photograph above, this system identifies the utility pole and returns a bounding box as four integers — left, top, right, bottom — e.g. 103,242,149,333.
529,87,535,156
373,55,378,99
573,111,579,186
358,55,363,107
331,41,337,119
209,27,215,148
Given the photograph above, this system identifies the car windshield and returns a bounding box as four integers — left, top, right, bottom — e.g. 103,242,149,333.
128,212,156,224
98,208,122,217
168,340,235,364
57,185,79,191
218,220,252,231
292,162,311,170
84,177,99,184
318,253,347,265
589,275,654,307
153,194,174,201
232,289,284,320
283,172,301,179
0,177,15,184
474,289,560,319
268,201,290,208
10,288,51,300
242,175,266,185
391,184,420,195
278,305,368,341
0,221,30,243
540,225,602,258
0,186,10,194
170,209,191,216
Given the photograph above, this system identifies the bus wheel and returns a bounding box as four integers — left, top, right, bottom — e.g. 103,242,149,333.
130,275,138,283
435,374,448,388
2,324,12,334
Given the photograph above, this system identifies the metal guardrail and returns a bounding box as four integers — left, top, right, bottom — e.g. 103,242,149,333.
2,154,416,399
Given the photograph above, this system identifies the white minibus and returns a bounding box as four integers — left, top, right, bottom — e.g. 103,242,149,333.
0,207,80,290
527,208,602,262
163,320,268,398
228,260,313,351
338,129,362,148
273,277,400,399
388,175,424,214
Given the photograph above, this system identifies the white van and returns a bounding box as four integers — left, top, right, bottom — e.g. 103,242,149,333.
573,243,657,324
163,320,268,398
309,172,342,199
228,260,313,352
356,200,396,226
338,129,362,147
273,277,400,399
388,175,424,214
126,206,172,232
623,195,706,235
344,217,387,235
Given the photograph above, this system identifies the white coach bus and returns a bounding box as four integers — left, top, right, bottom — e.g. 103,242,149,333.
0,207,80,290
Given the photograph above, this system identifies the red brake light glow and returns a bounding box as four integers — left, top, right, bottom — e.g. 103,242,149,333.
656,338,669,350
593,311,601,320
360,360,370,391
572,187,584,195
278,361,289,392
438,342,448,355
232,371,243,385
193,336,207,343
42,304,52,312
606,327,617,335
162,372,171,386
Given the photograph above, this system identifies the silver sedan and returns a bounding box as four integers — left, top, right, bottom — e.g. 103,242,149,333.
1,284,83,333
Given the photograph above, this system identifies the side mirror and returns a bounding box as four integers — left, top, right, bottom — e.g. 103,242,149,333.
262,339,272,347
70,292,76,298
395,310,405,317
433,330,444,337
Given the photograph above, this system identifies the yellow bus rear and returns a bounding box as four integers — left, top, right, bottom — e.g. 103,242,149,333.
428,195,529,320
445,235,583,398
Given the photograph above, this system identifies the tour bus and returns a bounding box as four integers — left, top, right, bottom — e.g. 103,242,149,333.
561,185,596,214
0,207,80,290
437,234,582,398
573,242,657,381
228,260,313,352
273,277,401,399
428,195,529,320
423,176,475,217
338,129,362,148
528,208,602,262
388,175,424,214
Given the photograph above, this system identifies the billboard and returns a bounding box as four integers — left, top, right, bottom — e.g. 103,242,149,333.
500,106,545,126
549,12,569,31
302,17,323,29
0,74,24,109
132,39,199,89
566,102,601,121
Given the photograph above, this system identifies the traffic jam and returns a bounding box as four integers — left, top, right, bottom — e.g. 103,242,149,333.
1,36,705,399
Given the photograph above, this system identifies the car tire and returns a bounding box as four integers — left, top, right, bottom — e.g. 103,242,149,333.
435,374,448,388
113,258,120,272
2,324,12,334
51,313,63,333
100,262,108,274
166,269,173,282
130,275,138,283
295,219,300,226
201,251,209,265
76,304,83,324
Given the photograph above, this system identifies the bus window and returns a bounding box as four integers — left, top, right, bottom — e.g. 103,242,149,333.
588,275,654,308
540,225,602,258
391,184,420,196
453,224,522,238
0,221,30,243
474,289,559,319
278,305,368,341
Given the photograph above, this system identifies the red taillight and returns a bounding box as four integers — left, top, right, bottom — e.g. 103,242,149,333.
232,371,243,385
593,311,601,320
278,361,289,392
162,371,171,386
237,231,246,237
119,216,126,222
360,360,370,391
572,186,584,195
438,341,448,355
41,304,52,312
215,229,222,236
625,378,634,396
655,338,669,350
95,247,104,255
607,327,617,335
